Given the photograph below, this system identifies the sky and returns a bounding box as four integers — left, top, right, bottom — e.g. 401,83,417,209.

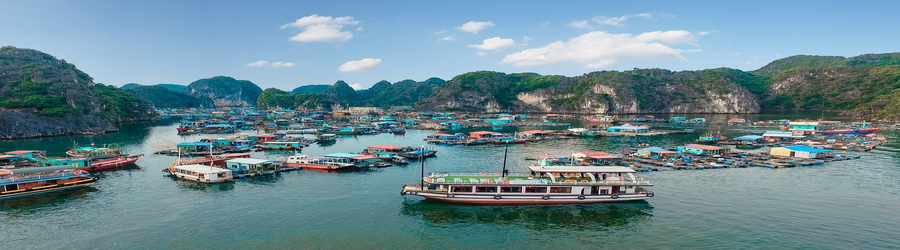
2,1,898,91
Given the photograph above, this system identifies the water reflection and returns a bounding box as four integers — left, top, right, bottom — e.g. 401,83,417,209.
0,187,97,210
400,200,653,230
173,179,235,192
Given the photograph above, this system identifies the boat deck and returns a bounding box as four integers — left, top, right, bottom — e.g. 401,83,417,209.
426,173,651,186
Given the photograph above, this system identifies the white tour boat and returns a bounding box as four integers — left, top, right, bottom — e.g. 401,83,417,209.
400,165,653,204
170,164,233,183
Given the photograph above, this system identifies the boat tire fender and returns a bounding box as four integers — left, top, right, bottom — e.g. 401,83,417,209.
612,194,619,199
494,195,501,200
578,195,585,200
542,195,550,200
447,194,454,198
205,179,210,183
648,193,654,197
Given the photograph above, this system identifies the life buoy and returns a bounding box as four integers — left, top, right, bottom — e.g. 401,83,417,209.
578,195,586,200
501,179,509,184
542,195,550,200
425,177,433,182
564,180,574,184
493,172,501,176
494,195,502,199
485,179,494,184
9,176,19,181
612,194,619,199
580,180,589,184
479,172,487,176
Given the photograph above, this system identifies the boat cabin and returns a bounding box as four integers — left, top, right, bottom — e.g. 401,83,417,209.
770,145,835,159
171,164,233,183
677,144,730,155
225,158,279,174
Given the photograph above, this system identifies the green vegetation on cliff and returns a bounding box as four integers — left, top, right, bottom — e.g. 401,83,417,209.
0,46,155,121
292,85,330,94
186,76,262,107
123,85,200,109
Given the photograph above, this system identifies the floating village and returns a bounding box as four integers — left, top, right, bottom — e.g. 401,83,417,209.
0,106,891,203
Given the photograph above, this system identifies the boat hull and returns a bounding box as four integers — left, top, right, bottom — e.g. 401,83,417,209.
403,191,651,204
818,128,878,135
80,155,143,171
281,162,352,170
0,177,98,200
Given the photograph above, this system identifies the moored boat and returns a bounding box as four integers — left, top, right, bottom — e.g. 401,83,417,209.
83,154,143,171
169,164,233,183
818,128,879,135
280,154,354,170
254,141,304,150
0,166,98,200
401,165,653,204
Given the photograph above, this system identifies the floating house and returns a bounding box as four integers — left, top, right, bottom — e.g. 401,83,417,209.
520,130,555,138
572,152,623,164
483,118,515,126
762,131,798,142
769,145,834,159
669,116,687,122
469,131,504,138
248,135,279,143
225,158,279,174
819,121,842,126
677,144,730,155
636,147,679,159
607,126,650,133
4,150,47,161
788,121,818,134
689,118,707,123
733,135,764,144
176,142,215,154
726,118,747,125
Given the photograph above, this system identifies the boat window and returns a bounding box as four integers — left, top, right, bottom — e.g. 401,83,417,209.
500,186,522,193
550,187,572,193
524,187,547,193
451,186,472,193
475,186,497,193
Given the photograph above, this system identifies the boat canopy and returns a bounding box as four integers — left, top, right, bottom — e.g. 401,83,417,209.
226,158,273,164
7,165,77,175
528,165,635,173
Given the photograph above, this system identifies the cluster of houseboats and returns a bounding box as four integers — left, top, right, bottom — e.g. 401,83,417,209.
3,107,892,204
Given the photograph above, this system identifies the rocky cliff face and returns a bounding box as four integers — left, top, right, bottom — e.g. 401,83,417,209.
0,46,156,139
415,70,760,113
186,76,262,108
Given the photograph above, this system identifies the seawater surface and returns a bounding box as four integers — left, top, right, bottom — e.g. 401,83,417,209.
1,117,899,249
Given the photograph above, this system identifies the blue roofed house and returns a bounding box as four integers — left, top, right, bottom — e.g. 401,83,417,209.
607,125,650,133
769,145,834,159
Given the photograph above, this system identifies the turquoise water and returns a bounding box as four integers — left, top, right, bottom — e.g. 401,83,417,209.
1,117,899,249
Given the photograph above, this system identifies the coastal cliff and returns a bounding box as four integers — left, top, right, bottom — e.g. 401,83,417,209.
0,46,157,139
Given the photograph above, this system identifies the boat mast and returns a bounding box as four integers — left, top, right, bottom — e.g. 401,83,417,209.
501,141,509,178
419,145,425,189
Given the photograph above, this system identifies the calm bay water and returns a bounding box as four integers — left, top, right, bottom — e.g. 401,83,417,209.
2,114,899,249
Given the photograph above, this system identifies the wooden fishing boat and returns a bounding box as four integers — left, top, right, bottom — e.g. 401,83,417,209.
0,166,98,200
81,154,143,171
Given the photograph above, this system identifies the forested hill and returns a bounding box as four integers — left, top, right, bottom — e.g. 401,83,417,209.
251,52,900,121
0,46,157,139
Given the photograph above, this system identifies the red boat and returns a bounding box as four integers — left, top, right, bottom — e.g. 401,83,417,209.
818,128,879,135
79,154,143,171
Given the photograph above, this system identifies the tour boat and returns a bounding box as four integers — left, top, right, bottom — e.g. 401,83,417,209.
818,128,879,135
254,141,304,150
65,145,125,158
0,166,98,200
169,164,233,183
280,154,354,170
400,165,653,204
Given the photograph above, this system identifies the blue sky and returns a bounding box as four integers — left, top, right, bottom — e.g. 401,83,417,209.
2,1,897,91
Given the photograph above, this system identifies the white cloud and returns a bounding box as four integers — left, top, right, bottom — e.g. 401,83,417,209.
476,51,487,56
457,21,494,34
501,30,700,69
698,31,710,36
572,13,660,28
569,20,593,29
440,36,456,41
350,83,365,90
467,37,515,50
594,13,653,26
434,30,448,35
281,14,360,42
246,60,296,68
338,58,382,72
245,60,269,67
270,62,296,68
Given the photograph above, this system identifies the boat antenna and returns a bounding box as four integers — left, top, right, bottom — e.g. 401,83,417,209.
501,141,509,178
419,144,425,189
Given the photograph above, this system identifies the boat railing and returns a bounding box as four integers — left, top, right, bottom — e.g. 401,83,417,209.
425,173,651,185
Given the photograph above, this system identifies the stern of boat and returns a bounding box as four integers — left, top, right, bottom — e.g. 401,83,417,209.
400,183,425,196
